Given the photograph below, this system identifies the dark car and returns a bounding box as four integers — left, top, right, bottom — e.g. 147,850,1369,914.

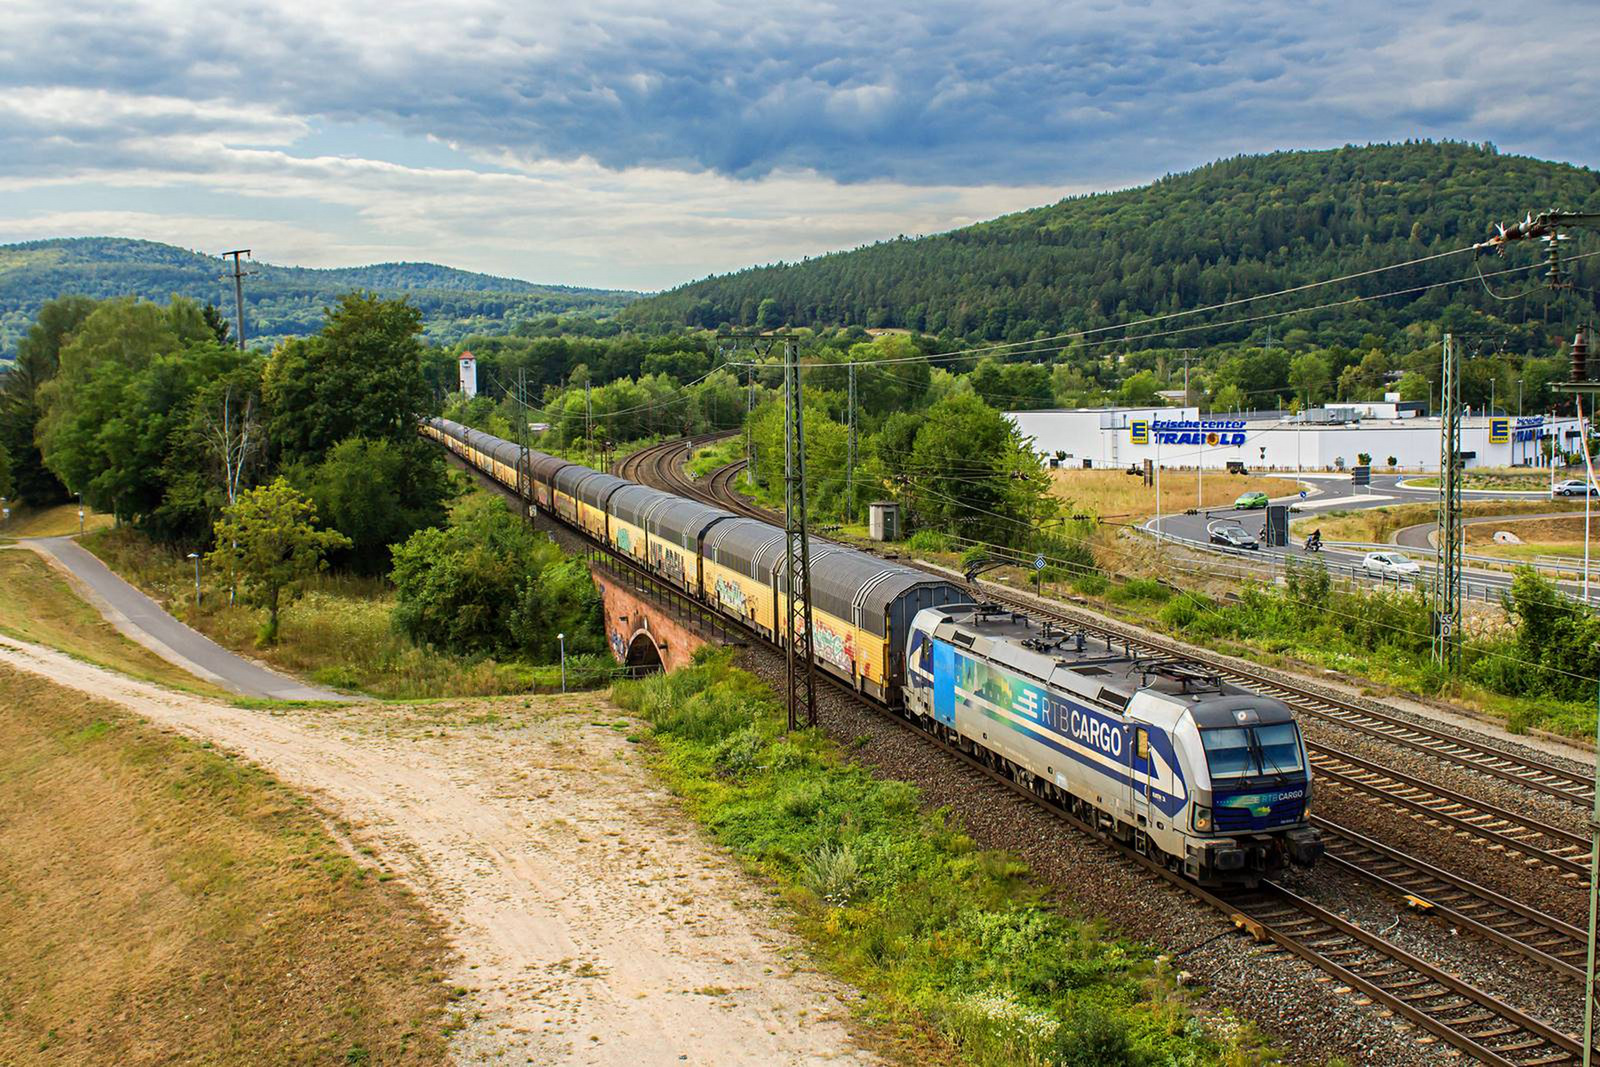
1210,524,1259,550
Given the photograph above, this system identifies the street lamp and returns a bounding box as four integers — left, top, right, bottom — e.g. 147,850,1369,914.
187,552,201,608
557,632,566,692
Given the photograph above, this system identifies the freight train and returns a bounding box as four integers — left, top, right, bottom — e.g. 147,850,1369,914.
424,417,1321,886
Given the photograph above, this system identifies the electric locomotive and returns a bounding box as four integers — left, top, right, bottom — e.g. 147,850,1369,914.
903,603,1322,887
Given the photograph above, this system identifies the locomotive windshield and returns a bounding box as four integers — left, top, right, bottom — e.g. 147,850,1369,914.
1201,723,1304,781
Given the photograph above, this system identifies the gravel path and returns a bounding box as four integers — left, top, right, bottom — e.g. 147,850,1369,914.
0,634,878,1067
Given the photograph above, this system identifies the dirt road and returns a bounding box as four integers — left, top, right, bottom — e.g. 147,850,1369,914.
0,635,875,1066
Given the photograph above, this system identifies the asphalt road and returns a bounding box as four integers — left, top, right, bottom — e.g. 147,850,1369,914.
1146,473,1598,605
28,535,350,701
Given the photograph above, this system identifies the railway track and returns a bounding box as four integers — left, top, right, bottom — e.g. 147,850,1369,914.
670,454,1598,876
439,434,1594,1066
693,456,1598,810
1315,817,1590,981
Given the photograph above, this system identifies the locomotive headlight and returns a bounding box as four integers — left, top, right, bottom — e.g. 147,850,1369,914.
1192,806,1213,833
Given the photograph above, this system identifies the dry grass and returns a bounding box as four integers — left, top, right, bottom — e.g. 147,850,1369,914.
0,549,231,698
1405,467,1563,491
0,667,451,1066
0,502,113,541
1291,498,1586,544
1466,515,1592,560
1049,467,1288,520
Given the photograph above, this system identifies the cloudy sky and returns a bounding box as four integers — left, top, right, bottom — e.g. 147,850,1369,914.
1,1,1597,291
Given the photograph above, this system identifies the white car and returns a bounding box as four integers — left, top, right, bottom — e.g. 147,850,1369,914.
1553,479,1598,497
1363,551,1421,578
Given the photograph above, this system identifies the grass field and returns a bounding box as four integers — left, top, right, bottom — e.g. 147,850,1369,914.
1291,498,1586,544
616,651,1265,1065
1405,467,1566,491
0,667,451,1065
83,528,613,699
1050,467,1288,520
1465,515,1591,561
0,549,231,698
0,502,113,542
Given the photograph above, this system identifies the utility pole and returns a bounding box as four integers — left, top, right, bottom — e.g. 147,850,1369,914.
782,338,818,731
219,249,254,351
745,356,755,482
1433,333,1462,675
847,361,857,523
516,367,533,525
585,381,593,467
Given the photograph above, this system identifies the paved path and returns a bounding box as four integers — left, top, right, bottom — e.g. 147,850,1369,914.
26,536,349,702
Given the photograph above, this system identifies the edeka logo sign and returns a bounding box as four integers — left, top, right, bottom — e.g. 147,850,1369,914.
1130,420,1150,445
1143,418,1247,446
1489,417,1511,445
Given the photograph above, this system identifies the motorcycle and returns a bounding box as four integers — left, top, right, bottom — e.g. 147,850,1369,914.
1304,534,1323,553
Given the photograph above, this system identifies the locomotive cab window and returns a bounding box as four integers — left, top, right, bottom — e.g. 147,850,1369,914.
1134,727,1149,761
1201,723,1304,780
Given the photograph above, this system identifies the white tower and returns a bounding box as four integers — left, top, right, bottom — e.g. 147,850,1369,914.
458,352,477,398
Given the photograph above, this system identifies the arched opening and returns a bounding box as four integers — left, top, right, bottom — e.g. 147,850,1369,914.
625,631,664,675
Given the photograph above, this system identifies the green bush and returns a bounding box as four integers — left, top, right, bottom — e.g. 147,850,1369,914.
906,529,953,553
390,492,602,660
1072,573,1109,596
612,650,1249,1066
1108,578,1170,605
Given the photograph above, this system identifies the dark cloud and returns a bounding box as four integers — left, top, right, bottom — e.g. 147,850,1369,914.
1,0,1597,186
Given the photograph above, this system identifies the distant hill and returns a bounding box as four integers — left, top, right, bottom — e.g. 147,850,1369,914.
0,238,640,357
623,142,1600,351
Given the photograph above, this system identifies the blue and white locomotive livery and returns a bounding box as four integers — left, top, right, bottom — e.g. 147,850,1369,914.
904,604,1323,887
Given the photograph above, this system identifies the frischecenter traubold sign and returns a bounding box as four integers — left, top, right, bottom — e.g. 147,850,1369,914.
1135,419,1247,446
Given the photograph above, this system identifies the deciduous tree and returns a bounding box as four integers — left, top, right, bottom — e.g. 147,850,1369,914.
208,478,350,643
264,293,433,463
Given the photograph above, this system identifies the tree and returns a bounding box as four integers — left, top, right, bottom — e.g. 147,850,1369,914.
35,297,214,521
201,303,232,346
756,298,783,329
207,478,350,643
1288,353,1330,408
0,440,12,501
189,356,266,508
1210,383,1247,414
1396,371,1431,406
1117,370,1162,407
390,492,600,659
299,437,453,575
892,392,1054,541
0,295,96,505
264,292,433,463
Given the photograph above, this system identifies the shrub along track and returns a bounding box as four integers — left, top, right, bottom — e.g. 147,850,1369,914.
439,437,1591,1064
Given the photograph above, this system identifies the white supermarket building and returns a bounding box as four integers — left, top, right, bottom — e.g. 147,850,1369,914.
1007,401,1582,472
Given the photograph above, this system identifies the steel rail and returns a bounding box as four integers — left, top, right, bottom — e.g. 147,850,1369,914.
1315,816,1589,981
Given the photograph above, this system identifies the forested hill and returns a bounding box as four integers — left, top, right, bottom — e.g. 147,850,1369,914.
623,142,1600,350
0,238,640,357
